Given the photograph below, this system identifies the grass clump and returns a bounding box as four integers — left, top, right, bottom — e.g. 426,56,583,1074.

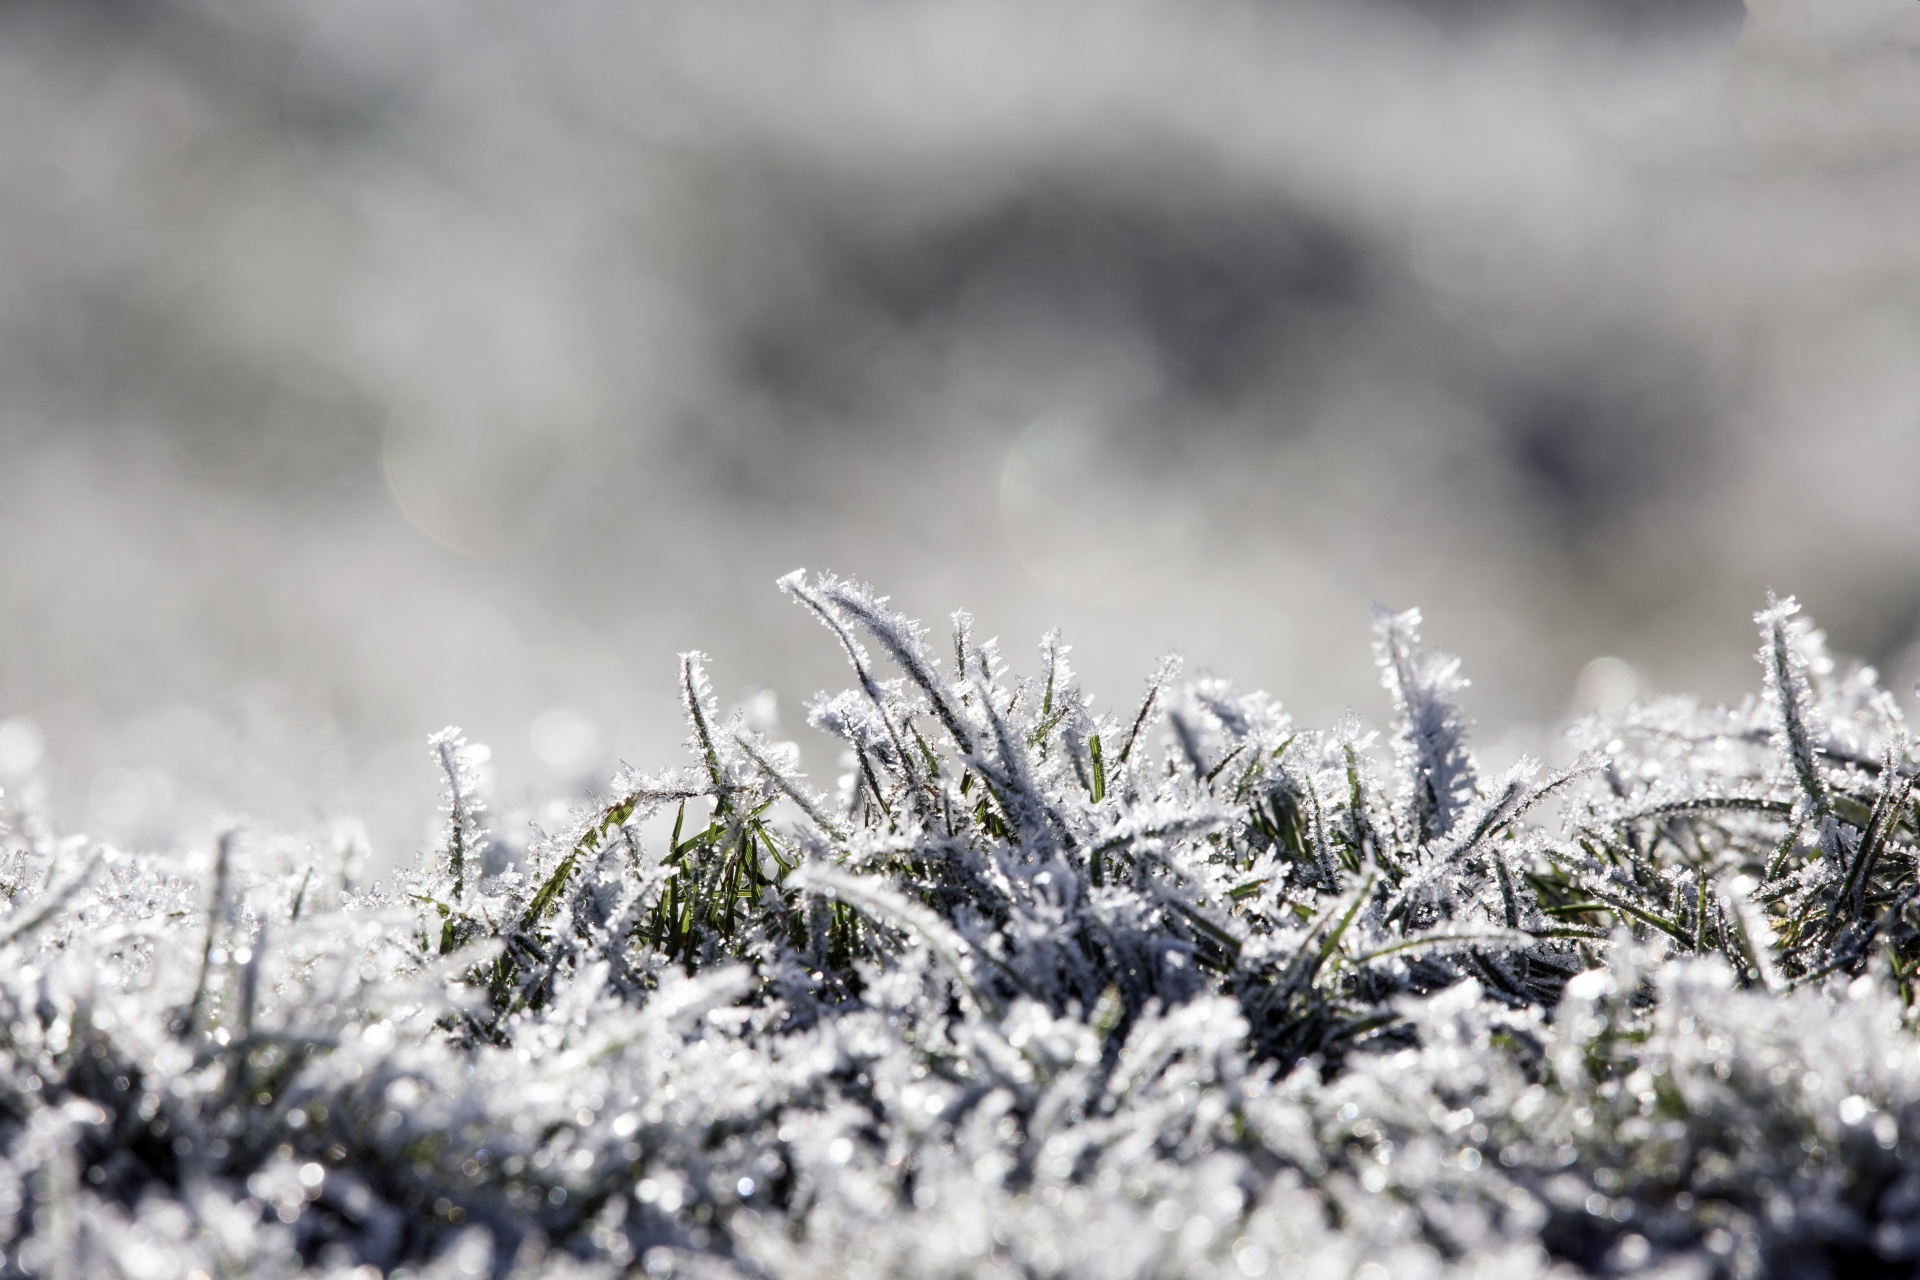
2,575,1919,1278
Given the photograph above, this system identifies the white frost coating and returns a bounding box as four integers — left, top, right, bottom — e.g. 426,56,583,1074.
0,577,1914,1277
1372,605,1478,844
1755,593,1832,816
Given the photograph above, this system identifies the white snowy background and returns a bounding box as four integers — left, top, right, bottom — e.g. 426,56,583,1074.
4,0,1920,860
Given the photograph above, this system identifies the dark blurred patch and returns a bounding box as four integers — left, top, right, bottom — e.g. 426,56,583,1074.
728,176,1372,428
283,0,520,210
1491,342,1712,544
137,354,385,505
1380,0,1743,33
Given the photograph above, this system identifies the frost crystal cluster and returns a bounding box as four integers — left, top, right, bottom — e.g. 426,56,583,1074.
5,576,1920,1279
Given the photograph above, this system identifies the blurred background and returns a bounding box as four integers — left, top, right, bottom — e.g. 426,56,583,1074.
5,0,1920,860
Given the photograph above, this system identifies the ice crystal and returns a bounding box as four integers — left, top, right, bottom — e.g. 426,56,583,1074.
2,574,1919,1278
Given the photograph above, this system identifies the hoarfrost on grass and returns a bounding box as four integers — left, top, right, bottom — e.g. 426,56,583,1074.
2,573,1919,1278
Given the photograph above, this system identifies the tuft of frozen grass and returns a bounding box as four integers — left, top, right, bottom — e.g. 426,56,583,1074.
3,573,1920,1277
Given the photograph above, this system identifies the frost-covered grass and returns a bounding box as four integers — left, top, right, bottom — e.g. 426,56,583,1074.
6,574,1920,1279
